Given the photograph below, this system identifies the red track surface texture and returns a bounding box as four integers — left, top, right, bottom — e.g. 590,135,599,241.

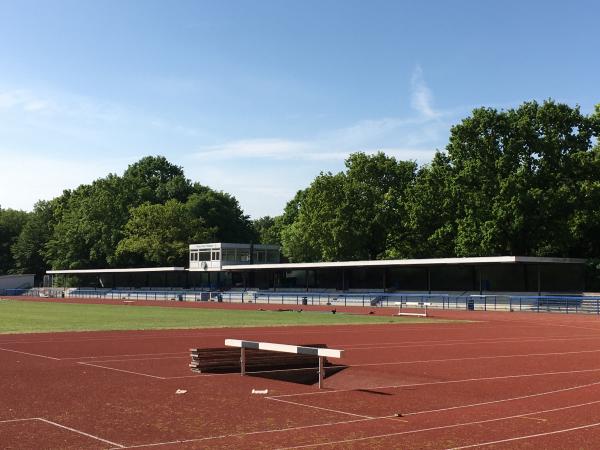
2,299,600,449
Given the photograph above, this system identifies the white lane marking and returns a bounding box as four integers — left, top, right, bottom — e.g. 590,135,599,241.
0,347,61,360
61,351,188,360
111,398,600,449
446,421,600,449
0,417,124,448
77,362,165,379
270,366,600,398
37,418,125,448
267,397,373,419
108,417,375,449
348,347,600,367
401,379,600,416
0,417,38,423
275,399,600,449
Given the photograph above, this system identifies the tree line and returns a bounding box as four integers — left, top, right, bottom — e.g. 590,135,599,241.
0,156,257,277
1,100,599,282
255,101,600,267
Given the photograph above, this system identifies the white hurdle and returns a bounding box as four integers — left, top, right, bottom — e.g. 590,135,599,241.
224,339,343,389
394,301,431,317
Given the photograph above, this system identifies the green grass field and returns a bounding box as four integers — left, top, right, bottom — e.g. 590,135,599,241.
0,299,453,333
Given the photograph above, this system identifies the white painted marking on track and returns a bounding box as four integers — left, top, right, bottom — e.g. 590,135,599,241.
402,379,600,416
37,418,125,448
0,417,124,448
0,347,61,360
77,362,165,379
0,417,38,423
61,351,188,360
274,399,600,449
270,366,600,398
108,417,375,449
267,397,374,419
446,421,600,449
348,347,600,368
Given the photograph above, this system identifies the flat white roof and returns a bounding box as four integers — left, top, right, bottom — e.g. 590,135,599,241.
46,267,186,275
222,256,586,271
189,242,279,250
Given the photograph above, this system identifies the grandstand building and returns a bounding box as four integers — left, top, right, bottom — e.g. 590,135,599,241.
45,242,587,294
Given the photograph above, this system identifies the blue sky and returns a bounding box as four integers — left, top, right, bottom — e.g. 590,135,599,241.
0,0,598,218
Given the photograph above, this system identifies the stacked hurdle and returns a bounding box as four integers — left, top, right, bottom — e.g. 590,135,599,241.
189,347,321,373
190,340,343,388
394,301,431,317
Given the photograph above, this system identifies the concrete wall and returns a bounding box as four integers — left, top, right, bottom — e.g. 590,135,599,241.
0,274,35,289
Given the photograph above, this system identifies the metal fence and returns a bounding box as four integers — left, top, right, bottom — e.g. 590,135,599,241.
2,288,600,315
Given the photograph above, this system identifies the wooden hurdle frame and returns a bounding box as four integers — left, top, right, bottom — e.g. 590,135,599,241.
224,339,343,389
394,301,431,317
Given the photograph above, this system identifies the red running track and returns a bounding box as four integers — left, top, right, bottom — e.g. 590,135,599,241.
1,297,600,449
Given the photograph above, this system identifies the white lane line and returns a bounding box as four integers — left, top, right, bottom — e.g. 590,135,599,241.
275,399,600,449
446,421,600,449
77,362,165,379
108,417,376,449
0,347,61,360
81,355,188,364
270,366,600,398
0,417,124,448
347,347,600,368
36,418,125,448
61,351,188,360
267,397,374,419
402,379,600,416
0,417,38,423
341,335,600,350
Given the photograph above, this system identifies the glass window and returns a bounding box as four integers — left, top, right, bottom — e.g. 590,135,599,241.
222,249,235,261
198,251,211,261
238,250,250,262
211,251,220,261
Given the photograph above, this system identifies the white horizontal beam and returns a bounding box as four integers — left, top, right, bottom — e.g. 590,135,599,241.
225,339,342,359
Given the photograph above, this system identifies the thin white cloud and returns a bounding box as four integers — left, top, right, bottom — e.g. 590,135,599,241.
411,65,439,119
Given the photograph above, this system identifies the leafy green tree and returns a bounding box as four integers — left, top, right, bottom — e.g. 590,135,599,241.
447,100,598,257
253,216,283,246
44,175,133,269
11,200,55,276
281,152,416,262
398,151,457,258
0,207,29,274
122,155,192,204
115,200,214,266
186,185,257,243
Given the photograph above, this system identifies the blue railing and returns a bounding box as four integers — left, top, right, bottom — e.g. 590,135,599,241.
2,288,600,315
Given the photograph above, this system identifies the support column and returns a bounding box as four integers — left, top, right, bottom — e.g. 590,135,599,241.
427,267,431,294
240,347,246,376
305,269,309,292
382,268,387,292
318,356,324,389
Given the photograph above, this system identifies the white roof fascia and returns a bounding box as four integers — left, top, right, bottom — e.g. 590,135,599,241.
46,267,186,275
222,256,585,271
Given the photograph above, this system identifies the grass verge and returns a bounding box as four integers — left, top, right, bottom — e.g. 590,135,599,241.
0,298,455,333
